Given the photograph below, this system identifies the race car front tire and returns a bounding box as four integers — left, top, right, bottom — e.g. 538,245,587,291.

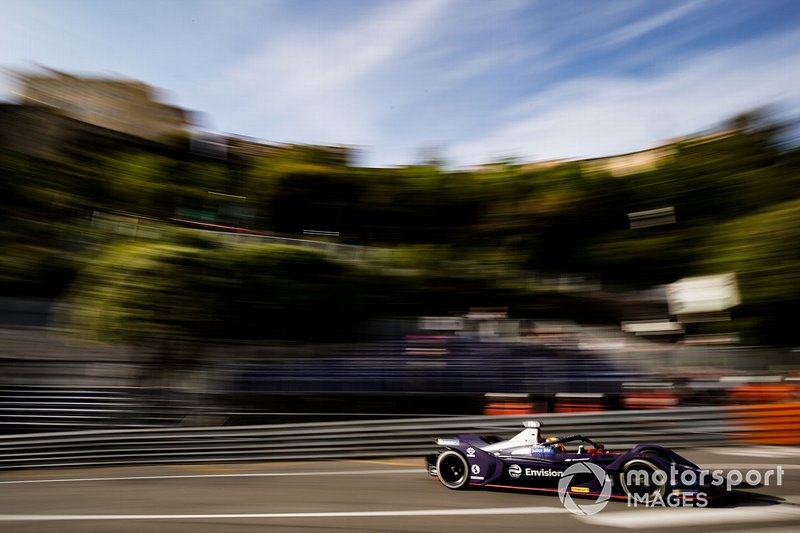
436,450,470,490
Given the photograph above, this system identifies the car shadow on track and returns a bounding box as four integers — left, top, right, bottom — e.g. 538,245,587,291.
719,490,787,508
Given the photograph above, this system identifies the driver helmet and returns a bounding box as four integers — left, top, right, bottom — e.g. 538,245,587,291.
545,436,565,453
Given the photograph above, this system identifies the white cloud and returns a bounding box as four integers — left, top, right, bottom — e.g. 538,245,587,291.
437,43,543,86
448,27,800,167
215,0,452,144
1,0,796,170
594,0,705,49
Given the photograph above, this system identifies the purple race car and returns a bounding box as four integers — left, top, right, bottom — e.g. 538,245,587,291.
426,421,728,504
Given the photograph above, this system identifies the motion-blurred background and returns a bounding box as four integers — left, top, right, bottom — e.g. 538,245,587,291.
1,1,800,444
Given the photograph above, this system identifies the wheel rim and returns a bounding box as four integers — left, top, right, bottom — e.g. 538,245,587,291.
437,452,468,488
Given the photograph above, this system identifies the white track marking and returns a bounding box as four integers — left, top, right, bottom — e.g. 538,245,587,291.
0,468,425,485
0,507,567,521
577,506,800,529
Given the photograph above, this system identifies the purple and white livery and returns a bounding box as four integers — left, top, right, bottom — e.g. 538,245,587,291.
426,421,727,503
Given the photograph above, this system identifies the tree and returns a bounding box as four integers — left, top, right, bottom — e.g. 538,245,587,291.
697,199,800,344
98,153,176,217
58,240,368,344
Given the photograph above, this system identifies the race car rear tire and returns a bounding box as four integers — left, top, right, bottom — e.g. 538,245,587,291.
619,458,667,499
436,450,470,490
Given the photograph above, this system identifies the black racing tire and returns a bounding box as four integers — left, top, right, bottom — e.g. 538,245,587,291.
619,458,668,499
436,450,470,490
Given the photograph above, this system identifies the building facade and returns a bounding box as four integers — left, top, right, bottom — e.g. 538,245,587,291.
16,69,191,144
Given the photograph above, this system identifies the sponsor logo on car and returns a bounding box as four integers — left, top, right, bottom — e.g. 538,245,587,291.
508,464,562,478
531,446,557,455
436,438,460,446
525,468,563,477
466,447,475,457
471,464,481,475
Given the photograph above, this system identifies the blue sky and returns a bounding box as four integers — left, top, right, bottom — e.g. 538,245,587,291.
1,0,799,167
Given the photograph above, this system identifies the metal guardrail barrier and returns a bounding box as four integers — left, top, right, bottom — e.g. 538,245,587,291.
0,406,751,470
0,386,198,433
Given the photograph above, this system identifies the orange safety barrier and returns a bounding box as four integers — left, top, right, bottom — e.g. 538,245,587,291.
729,402,800,445
622,393,680,410
551,393,607,413
552,401,607,413
727,384,798,403
483,401,535,416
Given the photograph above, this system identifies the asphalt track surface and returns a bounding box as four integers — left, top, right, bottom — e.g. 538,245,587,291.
1,447,799,532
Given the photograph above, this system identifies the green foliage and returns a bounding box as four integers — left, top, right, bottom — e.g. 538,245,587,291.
4,109,800,345
59,242,204,343
58,237,529,345
697,199,800,344
0,242,79,297
59,242,351,342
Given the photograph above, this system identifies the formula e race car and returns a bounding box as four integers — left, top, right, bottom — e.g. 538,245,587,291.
426,421,727,504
